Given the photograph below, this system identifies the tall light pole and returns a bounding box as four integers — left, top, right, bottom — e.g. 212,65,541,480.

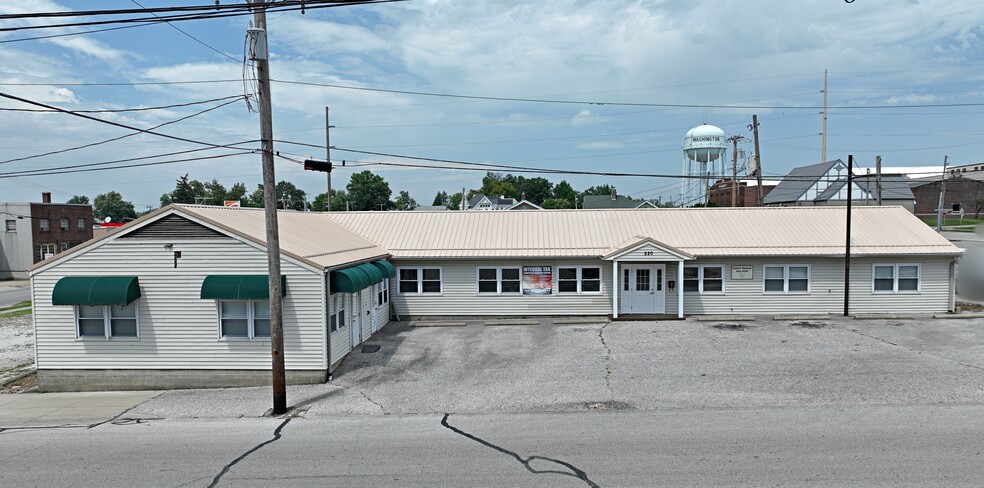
249,0,287,415
325,107,334,211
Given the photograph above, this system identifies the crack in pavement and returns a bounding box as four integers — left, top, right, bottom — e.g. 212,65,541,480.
843,326,984,372
441,413,601,488
207,417,292,488
597,321,614,402
335,382,387,414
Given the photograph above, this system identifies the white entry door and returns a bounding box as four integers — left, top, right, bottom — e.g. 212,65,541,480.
350,292,362,348
622,264,665,314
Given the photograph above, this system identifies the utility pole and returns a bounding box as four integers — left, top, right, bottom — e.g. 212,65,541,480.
751,114,763,206
248,0,287,415
936,155,949,232
844,154,854,317
875,155,882,206
325,107,334,212
822,69,828,163
726,135,744,207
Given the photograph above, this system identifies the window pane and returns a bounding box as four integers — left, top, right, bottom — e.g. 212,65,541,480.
581,280,601,292
703,279,723,292
501,280,520,293
789,267,809,280
330,315,337,333
422,268,441,280
422,281,441,293
764,267,785,279
764,279,784,292
683,267,699,279
788,279,809,292
623,269,629,291
220,301,248,318
254,319,271,337
558,281,578,292
79,305,104,319
874,266,894,279
221,319,249,337
253,300,270,319
636,269,650,291
683,280,699,292
898,266,919,279
478,268,497,280
399,268,417,281
581,268,600,281
400,280,418,293
478,281,498,293
703,267,723,280
79,319,105,337
110,319,137,337
501,269,519,281
339,310,346,328
110,302,136,319
874,278,895,291
559,268,577,280
898,278,919,291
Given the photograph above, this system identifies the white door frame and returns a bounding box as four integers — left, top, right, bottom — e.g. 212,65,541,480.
350,292,362,348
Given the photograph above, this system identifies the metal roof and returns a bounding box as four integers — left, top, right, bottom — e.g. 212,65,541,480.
325,206,960,258
762,159,844,205
582,195,653,209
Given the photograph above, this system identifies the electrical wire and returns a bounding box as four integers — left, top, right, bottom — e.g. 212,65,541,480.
129,0,242,64
0,94,243,114
0,96,247,166
0,151,254,179
0,143,257,177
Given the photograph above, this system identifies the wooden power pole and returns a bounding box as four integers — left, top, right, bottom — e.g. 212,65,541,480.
249,0,287,415
751,114,762,206
325,107,332,212
822,69,828,163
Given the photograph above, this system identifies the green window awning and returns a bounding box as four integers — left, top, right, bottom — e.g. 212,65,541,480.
356,263,384,286
330,267,370,293
52,276,141,306
372,259,396,278
200,275,286,300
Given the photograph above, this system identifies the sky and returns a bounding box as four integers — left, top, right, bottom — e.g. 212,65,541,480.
1,0,983,210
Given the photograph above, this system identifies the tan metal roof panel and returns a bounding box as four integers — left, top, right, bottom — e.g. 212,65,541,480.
325,206,960,258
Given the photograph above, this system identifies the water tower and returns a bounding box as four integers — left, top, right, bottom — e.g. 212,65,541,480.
681,124,727,206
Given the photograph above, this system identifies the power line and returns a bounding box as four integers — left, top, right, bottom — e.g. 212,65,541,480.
0,80,243,86
0,94,243,114
129,0,243,64
0,151,254,179
0,96,247,166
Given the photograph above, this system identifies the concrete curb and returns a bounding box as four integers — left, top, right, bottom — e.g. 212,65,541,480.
411,321,466,327
933,313,984,319
692,315,757,322
773,314,835,320
850,313,934,320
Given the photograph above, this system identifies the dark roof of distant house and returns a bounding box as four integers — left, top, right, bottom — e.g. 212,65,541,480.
467,194,516,208
762,159,845,205
582,195,654,209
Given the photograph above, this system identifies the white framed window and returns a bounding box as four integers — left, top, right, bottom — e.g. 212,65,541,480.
217,300,271,339
4,220,15,232
76,302,139,340
38,243,55,261
476,267,521,294
377,279,390,307
39,218,49,232
763,265,811,294
329,294,347,333
60,218,69,231
59,242,69,252
557,266,602,294
398,267,442,294
872,264,921,293
683,265,725,294
77,218,86,230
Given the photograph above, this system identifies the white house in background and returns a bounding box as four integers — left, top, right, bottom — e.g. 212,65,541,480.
31,204,961,391
466,194,517,210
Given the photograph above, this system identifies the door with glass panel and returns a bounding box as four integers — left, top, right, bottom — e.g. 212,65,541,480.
623,264,665,314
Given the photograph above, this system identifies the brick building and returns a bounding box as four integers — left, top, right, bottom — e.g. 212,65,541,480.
910,172,984,217
1,192,93,279
708,179,777,207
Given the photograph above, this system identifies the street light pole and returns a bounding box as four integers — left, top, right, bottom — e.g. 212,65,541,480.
249,0,287,415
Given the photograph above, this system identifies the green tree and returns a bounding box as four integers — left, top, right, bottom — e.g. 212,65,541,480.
448,192,463,210
347,170,393,211
226,182,248,203
160,174,197,206
552,180,577,206
394,190,417,210
311,189,349,211
331,189,350,211
540,198,571,209
432,191,449,207
66,195,89,205
275,181,307,210
479,172,517,199
517,177,553,205
93,191,137,222
201,179,227,205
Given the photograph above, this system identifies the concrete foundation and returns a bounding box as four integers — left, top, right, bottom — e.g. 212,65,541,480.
37,369,328,392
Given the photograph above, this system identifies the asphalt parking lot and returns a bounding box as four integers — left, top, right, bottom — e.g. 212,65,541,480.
127,315,984,419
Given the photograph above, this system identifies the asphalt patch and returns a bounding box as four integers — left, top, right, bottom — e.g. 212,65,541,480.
361,345,381,353
789,321,828,329
587,400,634,411
712,323,750,331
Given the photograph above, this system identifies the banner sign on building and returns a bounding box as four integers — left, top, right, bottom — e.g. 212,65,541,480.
224,200,241,207
522,266,553,295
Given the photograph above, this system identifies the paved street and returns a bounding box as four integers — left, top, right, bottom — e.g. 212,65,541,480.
2,316,984,486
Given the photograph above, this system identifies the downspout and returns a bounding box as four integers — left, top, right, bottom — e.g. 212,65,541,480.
677,260,684,319
612,259,619,319
325,271,333,380
949,257,957,313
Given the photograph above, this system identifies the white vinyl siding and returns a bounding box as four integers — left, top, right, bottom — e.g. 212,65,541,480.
32,238,327,371
391,259,612,316
665,257,951,315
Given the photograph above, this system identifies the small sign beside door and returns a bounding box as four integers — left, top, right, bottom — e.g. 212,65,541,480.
731,265,753,280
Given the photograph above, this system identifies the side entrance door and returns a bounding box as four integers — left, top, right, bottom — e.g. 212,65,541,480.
350,292,362,348
622,264,666,314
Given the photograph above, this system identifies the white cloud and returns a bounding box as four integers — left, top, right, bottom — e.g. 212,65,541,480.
576,141,625,150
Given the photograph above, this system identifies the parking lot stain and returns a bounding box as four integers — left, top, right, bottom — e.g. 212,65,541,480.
790,321,828,328
712,323,750,331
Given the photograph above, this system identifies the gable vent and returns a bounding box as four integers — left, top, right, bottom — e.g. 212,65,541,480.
121,214,229,239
